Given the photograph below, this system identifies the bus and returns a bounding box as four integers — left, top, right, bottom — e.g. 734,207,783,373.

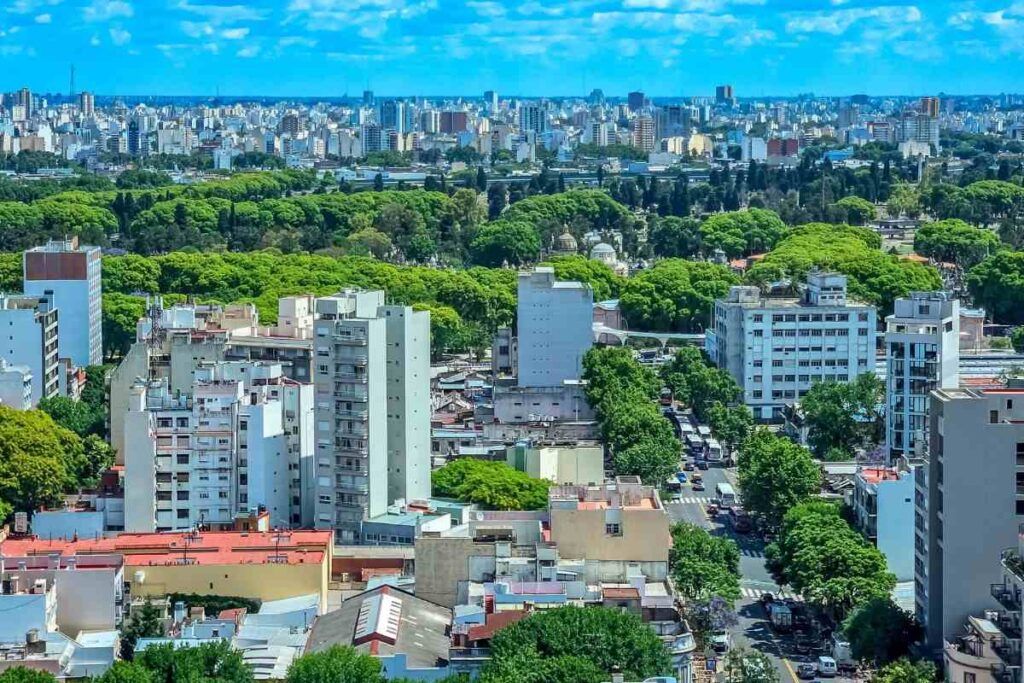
680,422,696,437
686,434,704,457
697,425,712,439
715,482,737,506
706,439,723,463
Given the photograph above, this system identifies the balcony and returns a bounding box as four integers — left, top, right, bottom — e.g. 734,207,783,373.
335,336,368,347
333,391,368,402
993,584,1022,611
994,636,1022,666
335,408,369,420
335,373,368,384
997,611,1023,639
1004,549,1024,584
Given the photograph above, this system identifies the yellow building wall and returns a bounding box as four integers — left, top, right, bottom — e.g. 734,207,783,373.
549,508,670,563
128,559,329,612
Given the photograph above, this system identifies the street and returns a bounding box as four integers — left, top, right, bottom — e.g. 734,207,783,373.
666,462,859,683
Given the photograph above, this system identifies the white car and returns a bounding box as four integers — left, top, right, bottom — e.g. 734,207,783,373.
710,630,731,652
817,656,838,678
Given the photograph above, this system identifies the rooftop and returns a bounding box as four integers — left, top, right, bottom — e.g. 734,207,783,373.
0,530,332,567
858,467,903,485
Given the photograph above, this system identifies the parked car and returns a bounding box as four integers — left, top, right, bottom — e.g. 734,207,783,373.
692,480,706,491
797,663,817,680
696,459,709,470
709,630,730,653
676,472,688,484
817,656,838,678
683,461,695,472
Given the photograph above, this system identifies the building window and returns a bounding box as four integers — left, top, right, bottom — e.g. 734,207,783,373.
605,523,621,536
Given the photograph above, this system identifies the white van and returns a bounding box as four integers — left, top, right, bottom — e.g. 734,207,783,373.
715,482,737,507
817,656,838,678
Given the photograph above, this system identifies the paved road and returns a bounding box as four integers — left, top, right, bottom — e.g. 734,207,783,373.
667,459,860,683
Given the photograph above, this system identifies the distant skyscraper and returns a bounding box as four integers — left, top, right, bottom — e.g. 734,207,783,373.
484,90,498,113
715,85,735,104
632,114,655,152
379,100,407,133
361,124,384,153
78,91,94,117
920,96,940,118
362,90,375,107
23,237,103,368
439,110,469,134
17,87,31,117
127,120,142,156
627,91,646,112
280,112,300,136
589,89,605,106
518,104,547,135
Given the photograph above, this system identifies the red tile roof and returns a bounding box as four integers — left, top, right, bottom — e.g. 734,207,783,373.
467,610,528,642
0,530,332,567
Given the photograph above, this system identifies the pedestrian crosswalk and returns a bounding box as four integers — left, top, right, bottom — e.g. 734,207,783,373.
668,497,709,505
740,586,804,602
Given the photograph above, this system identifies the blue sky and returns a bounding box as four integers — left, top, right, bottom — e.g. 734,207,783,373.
2,0,1023,97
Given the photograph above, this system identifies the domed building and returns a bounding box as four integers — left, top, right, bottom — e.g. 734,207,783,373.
590,241,628,276
554,228,578,256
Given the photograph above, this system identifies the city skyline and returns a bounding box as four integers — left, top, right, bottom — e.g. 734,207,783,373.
2,0,1023,97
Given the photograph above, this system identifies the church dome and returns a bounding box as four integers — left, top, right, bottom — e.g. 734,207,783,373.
556,229,578,253
590,242,617,264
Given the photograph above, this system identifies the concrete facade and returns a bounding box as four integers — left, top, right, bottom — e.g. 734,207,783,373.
0,293,59,405
516,267,594,388
917,385,1024,652
885,292,959,462
707,272,877,420
0,359,32,409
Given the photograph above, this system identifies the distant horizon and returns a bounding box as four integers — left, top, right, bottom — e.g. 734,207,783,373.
1,1,1022,97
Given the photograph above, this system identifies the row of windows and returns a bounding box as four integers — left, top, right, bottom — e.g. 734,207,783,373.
752,312,870,323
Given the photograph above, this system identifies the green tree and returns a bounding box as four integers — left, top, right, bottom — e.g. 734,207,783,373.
469,221,541,267
670,523,741,605
914,219,1001,267
737,430,820,529
660,347,741,422
649,216,702,259
706,402,753,458
0,406,80,516
38,396,104,437
481,606,671,683
723,648,779,683
1013,327,1024,353
543,255,623,302
431,459,549,510
874,658,935,683
841,597,922,666
103,293,147,360
343,227,392,259
967,250,1024,324
621,260,739,332
800,374,883,459
119,601,165,660
286,645,384,683
835,196,878,225
766,501,895,617
134,641,252,683
93,661,155,683
699,209,788,258
0,668,58,683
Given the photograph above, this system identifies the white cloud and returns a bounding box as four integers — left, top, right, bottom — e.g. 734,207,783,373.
89,33,101,45
180,20,214,37
83,0,133,21
466,1,504,17
34,12,51,23
221,27,249,39
5,0,63,15
175,1,266,24
236,44,260,57
276,35,317,48
109,26,131,44
785,5,920,35
727,27,776,48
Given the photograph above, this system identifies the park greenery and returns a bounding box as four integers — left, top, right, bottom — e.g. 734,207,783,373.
873,658,936,683
479,606,671,683
431,459,550,510
660,347,742,422
582,347,679,485
766,501,896,618
736,430,820,530
913,219,1002,267
841,597,922,666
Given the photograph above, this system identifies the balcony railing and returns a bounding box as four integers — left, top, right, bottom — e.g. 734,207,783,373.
997,611,1023,639
335,336,368,347
994,636,1021,665
1004,549,1024,584
993,583,1022,611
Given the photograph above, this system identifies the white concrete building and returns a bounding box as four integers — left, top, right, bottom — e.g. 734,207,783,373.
852,466,915,582
23,238,102,368
123,360,314,533
707,272,877,420
0,293,60,405
313,291,431,544
917,383,1024,653
885,292,959,462
516,267,594,389
0,359,32,409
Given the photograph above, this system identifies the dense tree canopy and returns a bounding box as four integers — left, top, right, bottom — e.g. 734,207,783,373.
799,374,884,459
285,645,386,683
913,219,1001,266
967,250,1024,324
745,223,941,313
737,430,820,529
874,658,935,683
841,597,922,666
699,209,788,258
670,523,741,605
620,259,739,332
431,459,549,510
481,606,671,683
660,347,742,422
766,501,895,617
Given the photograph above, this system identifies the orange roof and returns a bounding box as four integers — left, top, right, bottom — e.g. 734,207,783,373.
902,253,929,263
0,530,332,567
467,610,528,642
860,467,901,484
603,587,641,600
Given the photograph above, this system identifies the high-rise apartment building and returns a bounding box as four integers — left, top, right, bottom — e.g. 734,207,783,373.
707,272,877,421
627,91,646,112
921,96,941,118
885,292,959,462
23,238,103,368
715,85,734,104
516,267,594,388
280,113,300,136
439,111,468,134
0,293,59,405
17,87,31,118
899,113,940,151
362,90,375,107
483,90,498,113
379,100,407,133
127,120,142,156
518,104,547,135
0,359,32,410
123,360,315,533
79,91,94,117
916,383,1024,653
632,114,655,152
361,124,384,153
312,291,430,544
